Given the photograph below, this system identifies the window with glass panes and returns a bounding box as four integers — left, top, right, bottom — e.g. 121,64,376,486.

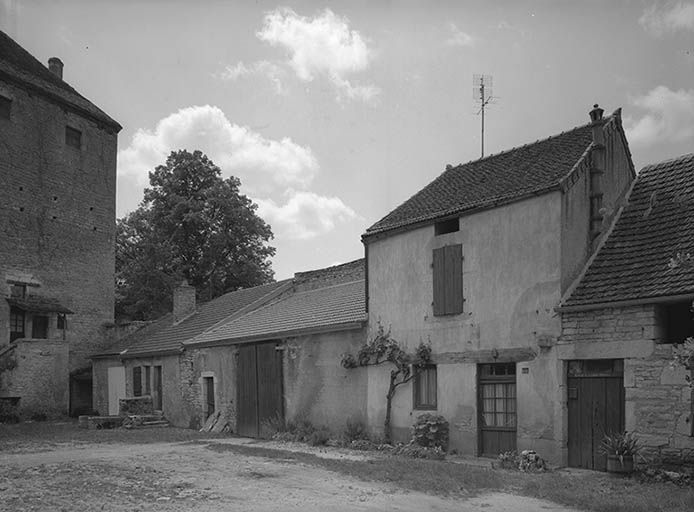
9,307,25,342
479,363,516,428
413,365,437,409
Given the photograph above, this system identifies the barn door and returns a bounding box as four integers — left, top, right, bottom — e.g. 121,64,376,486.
236,342,283,438
567,359,624,470
478,363,517,456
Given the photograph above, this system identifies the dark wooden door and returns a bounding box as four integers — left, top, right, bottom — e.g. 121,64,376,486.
567,359,624,470
478,363,517,456
237,342,283,437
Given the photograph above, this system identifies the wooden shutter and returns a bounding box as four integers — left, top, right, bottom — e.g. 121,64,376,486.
133,366,142,397
433,244,463,316
432,247,446,316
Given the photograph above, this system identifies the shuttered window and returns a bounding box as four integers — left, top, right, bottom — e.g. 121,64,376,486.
432,244,463,316
133,366,142,397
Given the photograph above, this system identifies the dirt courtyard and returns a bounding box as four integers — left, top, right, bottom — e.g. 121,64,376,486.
0,422,586,512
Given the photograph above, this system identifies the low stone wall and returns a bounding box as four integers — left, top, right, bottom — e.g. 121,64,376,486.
119,396,153,415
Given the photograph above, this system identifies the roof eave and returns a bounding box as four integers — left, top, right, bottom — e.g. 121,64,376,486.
120,347,184,359
557,292,694,313
362,185,561,243
186,319,367,348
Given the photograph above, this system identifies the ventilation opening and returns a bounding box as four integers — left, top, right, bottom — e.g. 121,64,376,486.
435,218,459,235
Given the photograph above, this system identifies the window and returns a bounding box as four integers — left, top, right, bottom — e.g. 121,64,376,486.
10,284,26,298
432,244,463,316
133,366,142,397
65,126,82,149
9,307,25,342
662,301,694,344
0,95,10,120
479,363,517,429
144,366,151,395
31,315,49,339
57,314,66,330
204,376,215,419
435,218,459,235
413,365,437,409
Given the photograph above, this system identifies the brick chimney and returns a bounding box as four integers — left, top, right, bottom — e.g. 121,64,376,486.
173,280,196,324
589,104,606,241
48,57,63,80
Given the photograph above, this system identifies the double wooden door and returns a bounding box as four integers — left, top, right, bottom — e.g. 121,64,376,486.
567,359,624,470
237,342,284,438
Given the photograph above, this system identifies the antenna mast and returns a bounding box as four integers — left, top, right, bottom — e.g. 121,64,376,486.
473,74,494,158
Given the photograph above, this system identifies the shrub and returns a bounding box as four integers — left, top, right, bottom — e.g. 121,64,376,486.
260,412,286,439
411,413,449,451
393,442,446,460
309,426,331,446
497,449,547,472
343,419,369,444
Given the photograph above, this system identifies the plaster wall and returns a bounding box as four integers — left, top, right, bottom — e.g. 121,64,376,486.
284,329,367,434
366,192,564,458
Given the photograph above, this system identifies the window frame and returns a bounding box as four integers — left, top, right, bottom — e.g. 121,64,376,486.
9,307,25,342
413,364,438,410
478,363,517,430
65,126,82,150
0,95,11,120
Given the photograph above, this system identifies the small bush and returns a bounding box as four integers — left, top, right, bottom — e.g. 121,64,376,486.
497,449,547,472
309,426,331,446
393,442,446,460
411,413,449,451
343,419,369,444
260,413,286,439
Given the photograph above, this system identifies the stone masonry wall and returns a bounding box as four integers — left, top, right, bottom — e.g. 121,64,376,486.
560,305,694,469
0,76,118,373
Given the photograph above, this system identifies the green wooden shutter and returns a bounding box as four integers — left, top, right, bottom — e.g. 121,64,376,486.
444,244,463,314
432,247,446,316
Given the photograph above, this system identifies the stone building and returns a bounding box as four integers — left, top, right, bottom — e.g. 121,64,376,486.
361,105,635,465
0,30,121,416
559,153,694,470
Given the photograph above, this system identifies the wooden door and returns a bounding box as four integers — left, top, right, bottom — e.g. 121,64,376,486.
478,363,517,456
153,366,162,411
236,342,284,437
567,359,624,470
107,366,126,416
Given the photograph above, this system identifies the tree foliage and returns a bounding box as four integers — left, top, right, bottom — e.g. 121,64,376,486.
341,323,432,444
116,150,275,320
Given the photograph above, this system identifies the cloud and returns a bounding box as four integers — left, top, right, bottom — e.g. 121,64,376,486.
218,60,286,95
446,23,474,47
256,7,379,102
256,191,357,240
117,105,318,194
625,86,694,147
639,2,694,36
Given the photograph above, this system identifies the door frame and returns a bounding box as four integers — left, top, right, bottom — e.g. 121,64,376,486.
477,362,517,457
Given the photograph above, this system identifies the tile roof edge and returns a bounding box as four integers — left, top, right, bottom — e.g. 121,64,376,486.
187,319,368,348
362,185,561,241
120,346,184,359
639,152,694,174
182,280,294,345
557,292,694,313
556,175,639,310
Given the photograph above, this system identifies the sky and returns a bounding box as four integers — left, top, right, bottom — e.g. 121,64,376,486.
1,0,693,279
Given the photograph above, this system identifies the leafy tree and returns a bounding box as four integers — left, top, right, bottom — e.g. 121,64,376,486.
116,150,275,320
341,324,432,444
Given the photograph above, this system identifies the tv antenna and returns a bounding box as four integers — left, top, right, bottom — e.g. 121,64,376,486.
473,74,495,158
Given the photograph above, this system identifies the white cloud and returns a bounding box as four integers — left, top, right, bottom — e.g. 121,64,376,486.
625,86,694,147
446,23,474,47
218,60,286,95
256,7,379,102
117,105,318,194
256,191,357,240
639,2,694,36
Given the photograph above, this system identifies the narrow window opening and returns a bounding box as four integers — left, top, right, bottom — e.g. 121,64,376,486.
133,367,142,397
65,126,82,149
0,95,11,120
204,376,215,419
10,284,26,298
57,314,66,330
9,307,25,342
413,365,437,410
435,218,459,235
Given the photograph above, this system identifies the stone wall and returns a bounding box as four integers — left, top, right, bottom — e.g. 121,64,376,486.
560,305,694,469
0,338,69,416
0,76,118,374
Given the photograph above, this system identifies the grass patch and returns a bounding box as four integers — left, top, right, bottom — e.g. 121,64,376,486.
205,442,694,512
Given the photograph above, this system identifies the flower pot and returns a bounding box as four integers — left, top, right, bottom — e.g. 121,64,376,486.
606,454,634,474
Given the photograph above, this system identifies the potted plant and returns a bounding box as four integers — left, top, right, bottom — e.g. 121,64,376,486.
600,431,640,474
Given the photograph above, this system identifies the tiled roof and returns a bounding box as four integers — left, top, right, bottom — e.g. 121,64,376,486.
563,153,694,307
294,259,364,290
121,280,291,357
365,122,598,237
6,295,73,314
91,315,173,358
189,279,367,346
0,30,121,130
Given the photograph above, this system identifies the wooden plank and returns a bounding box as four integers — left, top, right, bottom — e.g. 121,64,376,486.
578,379,593,468
591,378,606,471
236,344,258,437
256,342,283,428
445,244,463,314
432,247,445,316
435,347,537,364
